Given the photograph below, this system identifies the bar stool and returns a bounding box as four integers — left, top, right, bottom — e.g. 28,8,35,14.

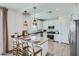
12,35,29,56
11,35,18,55
27,41,42,56
16,39,29,56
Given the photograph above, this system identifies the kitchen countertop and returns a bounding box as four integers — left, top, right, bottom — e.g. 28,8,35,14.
11,35,48,45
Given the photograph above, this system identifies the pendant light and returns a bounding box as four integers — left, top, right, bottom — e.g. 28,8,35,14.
23,11,28,27
22,10,28,36
32,7,37,25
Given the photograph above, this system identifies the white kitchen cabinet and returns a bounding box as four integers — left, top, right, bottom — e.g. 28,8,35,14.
72,7,79,20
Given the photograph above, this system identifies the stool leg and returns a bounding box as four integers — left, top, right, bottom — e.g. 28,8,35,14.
41,50,42,56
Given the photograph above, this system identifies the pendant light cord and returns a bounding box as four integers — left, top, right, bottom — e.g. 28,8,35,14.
24,11,27,20
33,7,36,20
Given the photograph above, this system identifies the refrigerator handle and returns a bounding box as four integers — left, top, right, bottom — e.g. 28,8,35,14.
68,31,71,44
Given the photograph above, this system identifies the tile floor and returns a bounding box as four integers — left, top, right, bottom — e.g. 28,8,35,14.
48,39,70,56
2,39,70,56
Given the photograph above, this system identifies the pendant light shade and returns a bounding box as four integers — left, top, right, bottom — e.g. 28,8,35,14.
33,20,37,25
23,10,28,26
22,10,28,36
23,20,28,26
23,10,28,30
32,7,37,25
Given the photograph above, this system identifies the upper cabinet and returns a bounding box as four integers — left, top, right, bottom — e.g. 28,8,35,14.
72,5,79,20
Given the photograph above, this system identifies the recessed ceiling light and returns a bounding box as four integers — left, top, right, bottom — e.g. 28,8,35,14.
48,11,52,13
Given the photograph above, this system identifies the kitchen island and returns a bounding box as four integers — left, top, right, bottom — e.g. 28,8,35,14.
31,38,48,56
28,33,48,56
29,31,48,56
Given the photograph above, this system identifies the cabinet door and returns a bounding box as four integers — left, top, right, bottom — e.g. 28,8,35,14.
72,8,79,20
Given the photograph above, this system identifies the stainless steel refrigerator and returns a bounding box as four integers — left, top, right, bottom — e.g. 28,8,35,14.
69,20,79,56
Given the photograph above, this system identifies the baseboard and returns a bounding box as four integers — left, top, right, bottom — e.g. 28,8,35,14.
60,42,69,45
49,39,69,45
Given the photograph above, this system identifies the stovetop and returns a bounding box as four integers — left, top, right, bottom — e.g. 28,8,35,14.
47,31,59,34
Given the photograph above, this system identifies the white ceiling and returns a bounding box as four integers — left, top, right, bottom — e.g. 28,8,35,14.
0,3,77,20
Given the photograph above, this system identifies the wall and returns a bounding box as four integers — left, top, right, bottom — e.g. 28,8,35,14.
42,16,71,43
7,9,23,50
